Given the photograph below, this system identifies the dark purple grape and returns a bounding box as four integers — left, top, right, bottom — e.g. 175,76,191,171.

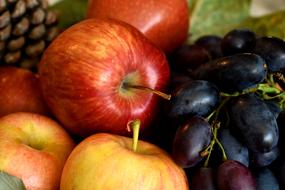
253,36,285,72
253,168,279,190
217,160,256,190
190,167,217,190
228,94,279,153
250,146,280,167
169,44,210,71
172,116,212,168
169,71,193,92
219,128,249,166
265,101,282,119
167,80,220,119
194,53,267,93
195,35,223,59
221,29,256,56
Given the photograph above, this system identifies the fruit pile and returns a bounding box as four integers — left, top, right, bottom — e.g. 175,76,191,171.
164,28,285,189
0,0,285,189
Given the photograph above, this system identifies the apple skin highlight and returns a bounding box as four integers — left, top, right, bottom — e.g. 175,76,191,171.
39,18,170,137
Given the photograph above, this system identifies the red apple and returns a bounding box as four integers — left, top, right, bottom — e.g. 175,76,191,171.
38,18,170,137
0,66,50,117
60,121,188,190
0,112,75,190
86,0,189,53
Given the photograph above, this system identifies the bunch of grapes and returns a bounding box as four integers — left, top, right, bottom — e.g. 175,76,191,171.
163,29,285,190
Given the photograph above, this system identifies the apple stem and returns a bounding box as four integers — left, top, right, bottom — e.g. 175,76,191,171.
127,119,141,152
123,83,171,100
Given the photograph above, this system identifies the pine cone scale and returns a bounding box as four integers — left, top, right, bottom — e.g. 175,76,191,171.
11,0,26,19
0,24,11,40
0,11,10,28
0,0,6,13
0,0,59,70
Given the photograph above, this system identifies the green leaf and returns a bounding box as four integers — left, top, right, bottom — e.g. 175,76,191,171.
49,0,88,30
187,0,199,11
239,11,285,39
188,0,251,42
0,171,26,190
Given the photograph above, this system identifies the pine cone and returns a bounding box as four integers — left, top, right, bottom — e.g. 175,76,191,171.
0,0,59,70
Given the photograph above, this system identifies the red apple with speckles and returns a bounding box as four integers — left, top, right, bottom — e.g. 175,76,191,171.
86,0,189,53
0,66,50,117
0,112,75,190
38,19,170,137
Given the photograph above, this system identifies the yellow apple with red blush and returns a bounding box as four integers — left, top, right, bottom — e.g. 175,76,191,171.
60,120,189,190
0,112,75,190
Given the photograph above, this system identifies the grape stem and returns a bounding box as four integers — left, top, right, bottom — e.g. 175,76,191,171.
203,97,230,167
257,83,281,94
202,73,285,167
202,122,228,167
213,123,227,161
256,74,285,109
202,137,215,167
206,96,231,123
220,73,285,109
220,87,257,97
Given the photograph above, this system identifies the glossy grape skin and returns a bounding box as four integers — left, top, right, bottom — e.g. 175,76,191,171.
221,29,256,56
169,44,210,71
250,146,280,167
194,53,267,93
219,128,249,166
253,36,285,72
190,167,217,190
228,94,279,153
254,168,280,190
167,80,220,119
217,160,256,190
172,116,212,168
195,35,223,59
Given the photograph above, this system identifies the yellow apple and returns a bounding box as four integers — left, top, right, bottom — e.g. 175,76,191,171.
60,124,188,190
0,112,75,190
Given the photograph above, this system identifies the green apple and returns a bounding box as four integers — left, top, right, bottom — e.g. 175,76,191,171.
60,120,189,190
0,112,75,190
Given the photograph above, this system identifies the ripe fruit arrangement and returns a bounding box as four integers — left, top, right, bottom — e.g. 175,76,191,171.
165,28,285,189
2,1,285,187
